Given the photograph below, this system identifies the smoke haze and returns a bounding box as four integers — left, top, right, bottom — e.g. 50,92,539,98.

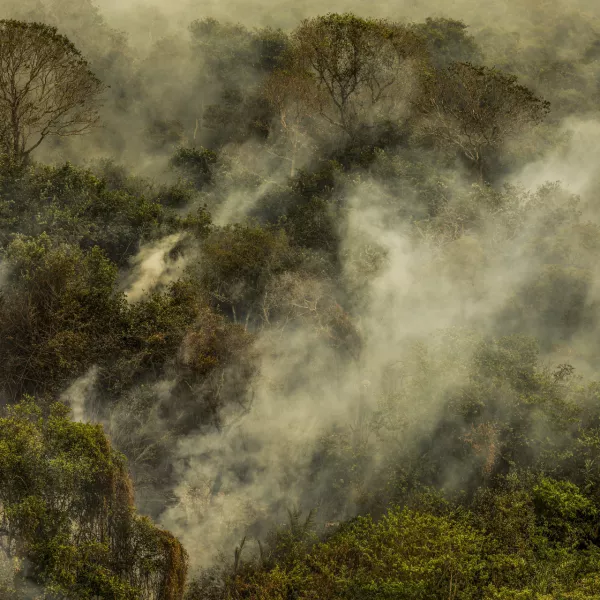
3,0,600,582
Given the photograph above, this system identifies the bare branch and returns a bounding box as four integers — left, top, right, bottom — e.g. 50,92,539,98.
0,20,106,166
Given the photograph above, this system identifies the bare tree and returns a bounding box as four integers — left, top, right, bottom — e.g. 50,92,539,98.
0,20,105,166
290,13,426,138
415,62,550,181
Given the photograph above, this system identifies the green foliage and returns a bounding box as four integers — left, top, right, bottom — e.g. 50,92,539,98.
310,508,485,599
113,280,202,392
533,478,597,544
0,161,170,265
192,486,600,599
0,397,187,599
170,147,218,189
411,18,482,68
0,235,125,400
179,204,213,239
194,221,300,321
2,8,600,600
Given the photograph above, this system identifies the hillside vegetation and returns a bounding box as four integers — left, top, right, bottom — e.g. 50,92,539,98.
1,3,600,598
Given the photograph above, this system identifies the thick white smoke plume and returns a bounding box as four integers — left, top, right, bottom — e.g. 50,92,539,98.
157,115,600,568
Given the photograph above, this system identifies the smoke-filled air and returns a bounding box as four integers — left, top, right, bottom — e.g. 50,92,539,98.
2,0,600,597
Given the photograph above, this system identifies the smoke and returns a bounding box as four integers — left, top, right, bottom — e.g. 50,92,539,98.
60,366,99,423
0,554,44,599
511,117,600,196
0,0,597,175
124,233,187,301
3,0,600,579
92,0,600,32
154,172,570,569
154,100,600,570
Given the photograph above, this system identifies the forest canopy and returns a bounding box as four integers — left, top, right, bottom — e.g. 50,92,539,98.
1,1,600,598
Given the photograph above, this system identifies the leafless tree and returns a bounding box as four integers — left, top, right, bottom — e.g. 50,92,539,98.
0,20,105,166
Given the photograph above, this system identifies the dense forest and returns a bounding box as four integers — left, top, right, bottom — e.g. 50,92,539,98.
1,0,600,597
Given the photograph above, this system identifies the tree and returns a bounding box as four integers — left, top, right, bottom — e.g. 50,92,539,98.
194,222,298,325
410,17,482,68
170,146,218,189
262,69,320,177
0,398,187,599
290,13,426,139
0,161,167,265
0,235,125,401
0,20,105,166
415,62,550,181
188,20,285,146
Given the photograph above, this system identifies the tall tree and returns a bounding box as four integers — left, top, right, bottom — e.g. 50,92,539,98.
415,62,550,181
0,20,105,166
290,13,426,139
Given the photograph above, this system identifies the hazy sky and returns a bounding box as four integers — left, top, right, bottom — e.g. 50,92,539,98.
93,0,595,31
